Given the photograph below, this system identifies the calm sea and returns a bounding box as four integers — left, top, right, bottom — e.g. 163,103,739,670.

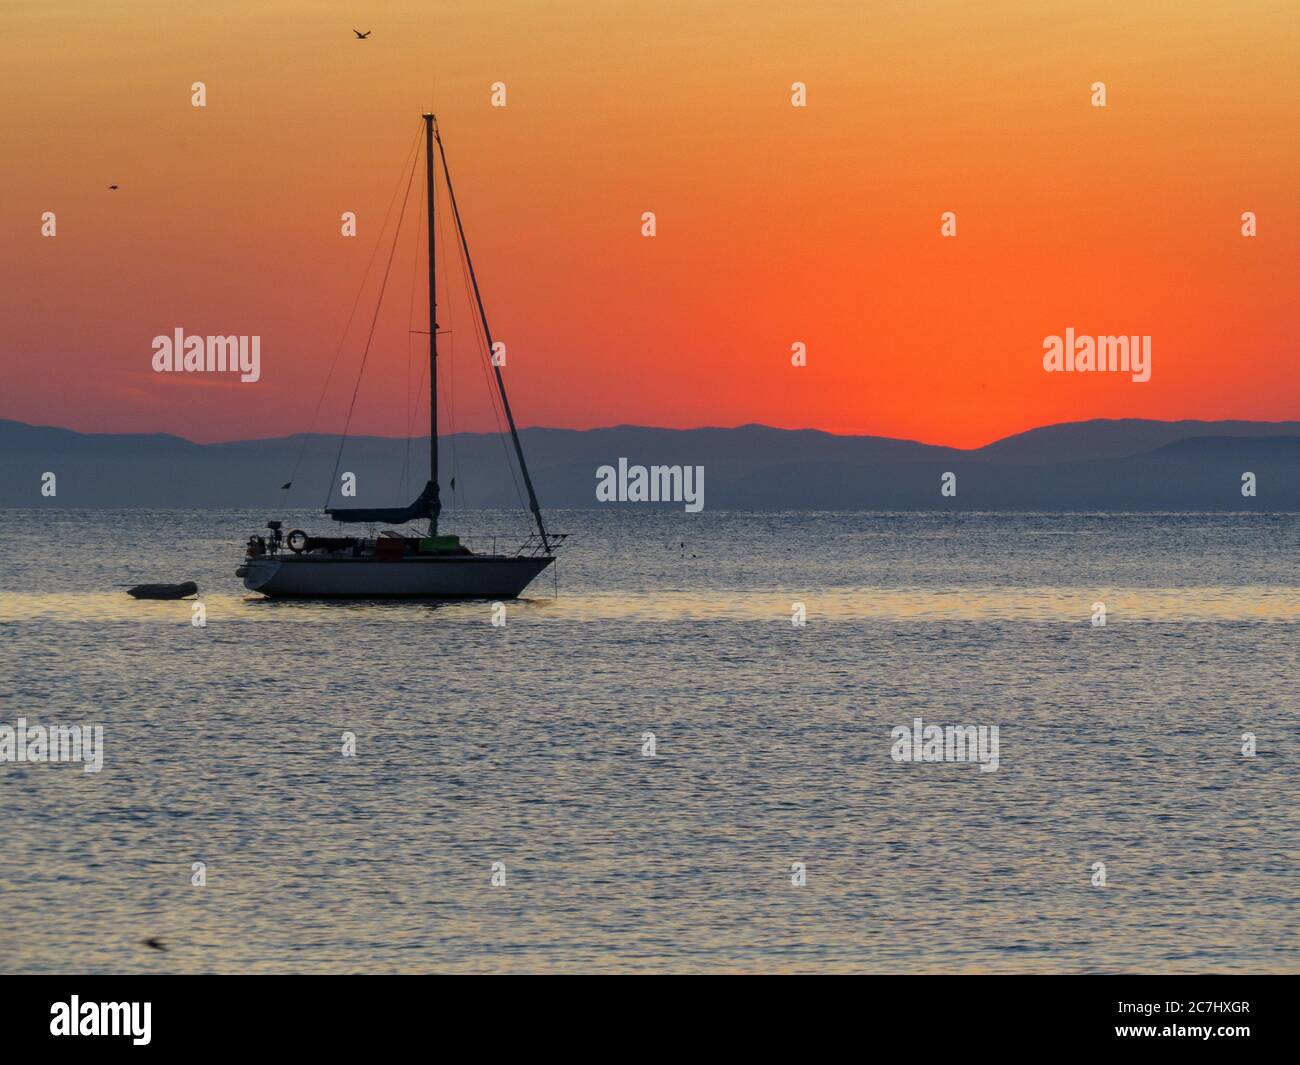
1,509,1296,973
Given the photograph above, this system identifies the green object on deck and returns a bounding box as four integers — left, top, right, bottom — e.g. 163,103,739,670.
419,535,461,553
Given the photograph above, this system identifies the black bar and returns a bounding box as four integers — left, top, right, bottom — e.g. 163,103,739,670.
3,974,1289,1052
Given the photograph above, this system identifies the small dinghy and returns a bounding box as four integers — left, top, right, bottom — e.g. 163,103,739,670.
127,581,198,600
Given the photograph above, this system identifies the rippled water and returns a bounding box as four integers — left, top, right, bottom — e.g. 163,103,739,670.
1,509,1297,973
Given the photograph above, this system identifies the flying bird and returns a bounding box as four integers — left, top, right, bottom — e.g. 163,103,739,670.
352,29,371,39
143,937,166,951
108,184,119,190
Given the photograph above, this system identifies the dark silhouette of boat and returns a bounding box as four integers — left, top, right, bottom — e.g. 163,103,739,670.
237,114,563,599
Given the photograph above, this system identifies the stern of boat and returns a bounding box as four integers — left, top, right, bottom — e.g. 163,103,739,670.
237,558,282,592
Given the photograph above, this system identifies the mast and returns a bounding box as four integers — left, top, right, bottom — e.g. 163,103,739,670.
424,113,439,537
435,126,551,553
321,115,444,530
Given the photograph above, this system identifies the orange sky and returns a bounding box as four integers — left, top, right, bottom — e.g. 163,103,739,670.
1,0,1296,447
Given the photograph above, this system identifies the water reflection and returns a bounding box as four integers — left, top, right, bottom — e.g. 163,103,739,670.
4,586,1298,623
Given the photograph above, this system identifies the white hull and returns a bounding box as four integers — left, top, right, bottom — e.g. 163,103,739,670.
241,554,552,599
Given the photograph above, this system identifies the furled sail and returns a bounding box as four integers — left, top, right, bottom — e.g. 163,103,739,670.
326,480,440,525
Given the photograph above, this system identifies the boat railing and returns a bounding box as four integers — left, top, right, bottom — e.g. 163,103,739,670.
515,532,568,557
416,531,566,557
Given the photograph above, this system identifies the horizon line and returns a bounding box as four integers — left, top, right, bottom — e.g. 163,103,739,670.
3,414,1300,455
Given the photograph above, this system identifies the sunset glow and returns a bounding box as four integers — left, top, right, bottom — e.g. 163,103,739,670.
2,0,1297,447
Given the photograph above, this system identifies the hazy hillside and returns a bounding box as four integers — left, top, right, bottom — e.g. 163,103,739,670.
1,418,1297,511
976,418,1300,465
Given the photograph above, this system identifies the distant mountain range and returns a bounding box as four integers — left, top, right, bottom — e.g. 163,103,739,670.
2,418,1298,510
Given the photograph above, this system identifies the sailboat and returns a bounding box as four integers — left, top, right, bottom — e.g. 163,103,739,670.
237,114,562,599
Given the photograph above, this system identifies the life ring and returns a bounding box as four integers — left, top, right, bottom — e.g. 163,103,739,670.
286,529,309,553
